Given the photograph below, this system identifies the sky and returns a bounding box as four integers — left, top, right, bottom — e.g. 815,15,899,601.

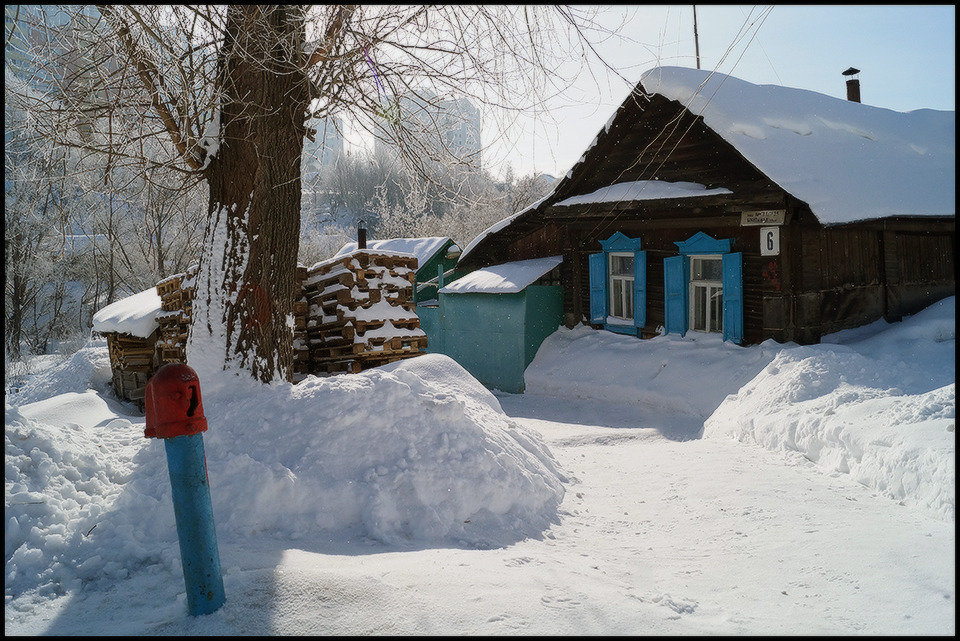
460,4,957,181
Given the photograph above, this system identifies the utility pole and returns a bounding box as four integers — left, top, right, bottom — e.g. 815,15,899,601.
693,5,701,70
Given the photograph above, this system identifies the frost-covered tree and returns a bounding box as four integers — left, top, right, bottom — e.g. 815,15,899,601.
9,4,618,383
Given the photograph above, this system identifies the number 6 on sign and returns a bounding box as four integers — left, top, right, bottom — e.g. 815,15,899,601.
760,226,780,256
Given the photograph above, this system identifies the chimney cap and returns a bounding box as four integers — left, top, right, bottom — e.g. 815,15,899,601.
842,67,860,76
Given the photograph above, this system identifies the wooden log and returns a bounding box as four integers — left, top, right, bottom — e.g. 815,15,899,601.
309,342,366,360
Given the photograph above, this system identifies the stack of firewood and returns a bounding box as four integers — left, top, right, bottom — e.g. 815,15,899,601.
106,332,158,408
292,264,310,381
303,250,427,374
155,264,197,365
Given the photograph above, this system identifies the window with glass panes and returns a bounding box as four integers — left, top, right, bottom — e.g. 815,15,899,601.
689,255,723,333
608,252,634,321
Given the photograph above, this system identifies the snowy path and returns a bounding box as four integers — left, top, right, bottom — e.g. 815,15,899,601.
11,392,953,636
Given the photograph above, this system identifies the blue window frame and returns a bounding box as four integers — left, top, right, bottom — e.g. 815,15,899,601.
588,232,646,336
664,232,743,344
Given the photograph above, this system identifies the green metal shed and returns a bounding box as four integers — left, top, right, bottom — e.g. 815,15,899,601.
417,256,564,393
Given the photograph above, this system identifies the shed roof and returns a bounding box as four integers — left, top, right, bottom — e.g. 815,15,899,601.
91,288,162,338
440,255,562,295
334,236,457,271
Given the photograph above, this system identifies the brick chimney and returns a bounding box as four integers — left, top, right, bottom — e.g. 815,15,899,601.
842,67,861,103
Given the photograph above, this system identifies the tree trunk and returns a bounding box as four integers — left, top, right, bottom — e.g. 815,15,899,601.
188,5,308,383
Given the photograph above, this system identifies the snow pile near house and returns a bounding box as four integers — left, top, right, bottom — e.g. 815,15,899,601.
5,352,564,598
705,297,955,520
525,326,782,418
7,338,112,406
640,66,955,224
91,288,162,339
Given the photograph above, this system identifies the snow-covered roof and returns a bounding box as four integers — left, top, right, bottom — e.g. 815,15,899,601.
91,288,162,338
555,180,732,207
639,66,955,224
440,256,562,295
334,237,456,270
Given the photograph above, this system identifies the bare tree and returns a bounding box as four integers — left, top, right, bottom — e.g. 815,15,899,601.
9,4,616,383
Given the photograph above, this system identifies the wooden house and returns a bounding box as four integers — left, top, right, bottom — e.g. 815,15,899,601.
457,66,955,345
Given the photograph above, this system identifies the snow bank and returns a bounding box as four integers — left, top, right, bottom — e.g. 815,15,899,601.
5,352,565,598
704,297,955,520
525,326,782,418
527,297,954,519
440,256,562,294
6,338,112,406
91,288,162,339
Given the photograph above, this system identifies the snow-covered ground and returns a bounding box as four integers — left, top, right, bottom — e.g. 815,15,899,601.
5,299,955,635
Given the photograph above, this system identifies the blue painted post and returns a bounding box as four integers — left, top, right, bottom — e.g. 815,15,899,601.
164,433,226,616
144,364,225,617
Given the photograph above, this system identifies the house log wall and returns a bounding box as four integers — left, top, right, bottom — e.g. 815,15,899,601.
501,204,954,346
791,218,955,342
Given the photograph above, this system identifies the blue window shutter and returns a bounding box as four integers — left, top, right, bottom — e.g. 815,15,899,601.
664,255,688,335
722,252,744,344
588,252,607,323
633,250,646,328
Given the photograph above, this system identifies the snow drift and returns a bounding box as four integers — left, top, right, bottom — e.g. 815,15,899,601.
525,297,955,520
5,352,565,598
525,325,782,418
7,338,112,406
704,297,955,520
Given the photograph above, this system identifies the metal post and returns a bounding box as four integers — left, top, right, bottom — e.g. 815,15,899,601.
164,433,226,616
144,363,225,617
693,5,701,70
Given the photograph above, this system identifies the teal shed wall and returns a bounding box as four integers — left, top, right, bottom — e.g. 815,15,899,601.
417,285,563,393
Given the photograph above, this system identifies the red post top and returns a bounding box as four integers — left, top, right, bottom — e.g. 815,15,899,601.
144,364,208,439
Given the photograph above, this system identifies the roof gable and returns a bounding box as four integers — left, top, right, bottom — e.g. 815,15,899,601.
458,66,954,270
641,67,955,224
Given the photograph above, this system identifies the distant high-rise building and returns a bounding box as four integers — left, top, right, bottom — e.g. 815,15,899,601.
374,89,482,169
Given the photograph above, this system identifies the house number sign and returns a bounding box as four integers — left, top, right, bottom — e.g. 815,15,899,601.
760,226,780,256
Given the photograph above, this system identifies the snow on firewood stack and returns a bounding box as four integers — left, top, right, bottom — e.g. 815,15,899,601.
303,249,426,375
155,264,198,366
91,287,164,409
